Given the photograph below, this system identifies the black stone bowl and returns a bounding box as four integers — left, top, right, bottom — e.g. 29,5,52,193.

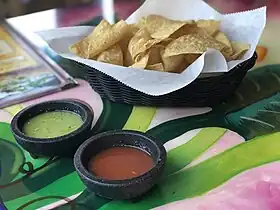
11,99,94,157
74,130,167,200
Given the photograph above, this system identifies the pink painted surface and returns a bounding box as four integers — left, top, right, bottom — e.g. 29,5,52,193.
154,131,280,210
188,131,244,167
56,1,139,27
155,161,280,210
24,79,101,107
0,109,12,124
7,0,139,33
0,79,103,125
208,0,278,18
151,129,280,210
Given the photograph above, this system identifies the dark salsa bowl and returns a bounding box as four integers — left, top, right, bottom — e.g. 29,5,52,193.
74,130,167,200
11,99,94,157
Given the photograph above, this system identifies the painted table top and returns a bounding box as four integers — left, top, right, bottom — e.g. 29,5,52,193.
1,0,280,209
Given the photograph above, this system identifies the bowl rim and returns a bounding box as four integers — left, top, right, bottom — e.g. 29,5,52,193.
74,130,167,186
11,99,93,143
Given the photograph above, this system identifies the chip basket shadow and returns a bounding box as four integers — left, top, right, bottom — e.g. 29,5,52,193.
80,52,257,107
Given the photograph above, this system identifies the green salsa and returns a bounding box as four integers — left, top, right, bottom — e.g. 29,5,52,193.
23,111,83,138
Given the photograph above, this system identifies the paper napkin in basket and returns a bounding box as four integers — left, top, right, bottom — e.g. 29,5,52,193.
37,0,266,96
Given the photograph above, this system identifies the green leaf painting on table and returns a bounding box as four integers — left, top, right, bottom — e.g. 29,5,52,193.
0,97,135,210
225,92,280,139
163,127,226,176
54,106,157,210
101,132,280,210
220,65,280,139
1,63,280,210
0,123,75,203
216,64,280,114
0,138,25,186
92,99,133,133
148,65,280,142
95,64,280,209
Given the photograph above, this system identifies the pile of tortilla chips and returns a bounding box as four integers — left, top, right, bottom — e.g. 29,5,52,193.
70,15,250,73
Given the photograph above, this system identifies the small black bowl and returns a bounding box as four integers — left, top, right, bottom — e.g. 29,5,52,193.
74,130,166,200
11,99,94,157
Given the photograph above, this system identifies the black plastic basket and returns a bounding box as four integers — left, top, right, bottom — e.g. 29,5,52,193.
84,53,257,107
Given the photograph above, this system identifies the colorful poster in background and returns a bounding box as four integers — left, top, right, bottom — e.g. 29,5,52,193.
0,68,61,101
0,23,77,109
0,26,38,74
1,0,280,210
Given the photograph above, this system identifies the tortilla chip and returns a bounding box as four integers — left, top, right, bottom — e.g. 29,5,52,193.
119,24,139,66
71,20,110,58
148,46,163,65
86,20,129,58
128,28,161,60
70,20,113,58
146,63,164,71
164,33,225,57
97,44,123,66
131,51,150,69
162,55,184,72
159,38,174,46
160,48,185,72
184,54,201,64
124,50,134,67
170,24,209,39
174,60,189,73
214,32,233,55
71,16,250,73
221,50,234,61
70,38,91,58
128,24,140,34
137,15,189,39
196,20,221,35
119,24,139,51
231,41,250,60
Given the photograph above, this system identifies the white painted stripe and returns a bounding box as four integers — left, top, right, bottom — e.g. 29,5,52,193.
37,192,82,210
164,128,202,152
